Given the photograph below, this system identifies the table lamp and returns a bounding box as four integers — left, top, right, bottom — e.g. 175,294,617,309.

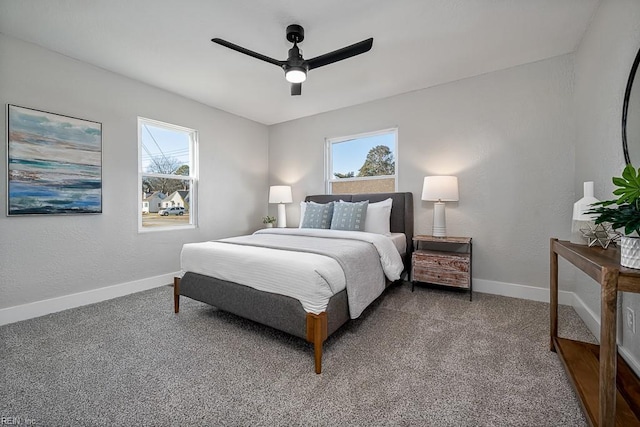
422,176,459,237
269,185,293,228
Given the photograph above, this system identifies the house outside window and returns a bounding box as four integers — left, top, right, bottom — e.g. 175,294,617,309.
326,128,398,194
138,117,198,231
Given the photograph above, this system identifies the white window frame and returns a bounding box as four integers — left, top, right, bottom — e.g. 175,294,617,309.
138,117,198,232
325,127,398,194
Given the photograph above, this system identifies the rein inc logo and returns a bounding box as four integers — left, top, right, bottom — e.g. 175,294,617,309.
1,416,36,425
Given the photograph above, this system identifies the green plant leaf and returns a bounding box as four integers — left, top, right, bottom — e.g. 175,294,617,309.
589,164,640,235
613,177,627,186
593,200,617,207
608,165,640,205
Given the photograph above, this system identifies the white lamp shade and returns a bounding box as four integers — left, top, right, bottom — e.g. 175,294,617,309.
269,186,293,204
422,176,459,202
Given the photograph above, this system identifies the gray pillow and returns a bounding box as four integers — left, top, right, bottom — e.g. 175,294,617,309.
330,201,369,231
301,202,334,229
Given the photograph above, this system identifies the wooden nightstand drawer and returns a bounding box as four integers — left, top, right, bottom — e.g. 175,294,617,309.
412,266,470,288
412,251,469,273
411,235,473,299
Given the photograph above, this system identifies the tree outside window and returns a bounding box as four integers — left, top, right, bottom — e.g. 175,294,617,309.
138,118,198,231
327,129,397,194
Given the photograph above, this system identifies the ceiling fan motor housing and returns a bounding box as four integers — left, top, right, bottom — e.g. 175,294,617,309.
286,24,304,44
284,26,308,84
285,45,307,69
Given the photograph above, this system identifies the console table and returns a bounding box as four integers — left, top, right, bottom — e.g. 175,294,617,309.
550,238,640,427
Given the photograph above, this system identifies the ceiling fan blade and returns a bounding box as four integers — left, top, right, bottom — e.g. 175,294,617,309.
307,38,373,70
291,83,302,96
211,38,284,67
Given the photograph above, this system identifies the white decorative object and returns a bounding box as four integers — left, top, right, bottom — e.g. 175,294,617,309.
422,176,459,237
570,181,600,245
620,236,640,269
579,223,620,249
269,185,293,228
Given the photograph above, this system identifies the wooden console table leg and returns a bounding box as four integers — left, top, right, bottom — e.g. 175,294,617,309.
599,267,619,427
550,238,559,352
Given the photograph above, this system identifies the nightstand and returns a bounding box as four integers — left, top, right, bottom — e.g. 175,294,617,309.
411,235,473,300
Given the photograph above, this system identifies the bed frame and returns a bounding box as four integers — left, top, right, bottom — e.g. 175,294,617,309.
173,192,413,374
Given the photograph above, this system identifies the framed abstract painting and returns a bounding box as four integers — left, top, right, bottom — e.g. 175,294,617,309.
7,105,102,215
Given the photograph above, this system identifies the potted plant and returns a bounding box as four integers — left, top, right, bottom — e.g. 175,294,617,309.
262,215,277,228
589,164,640,268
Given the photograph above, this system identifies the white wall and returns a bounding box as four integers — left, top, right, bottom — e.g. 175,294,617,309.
0,34,269,314
573,0,640,368
5,1,638,351
269,54,576,297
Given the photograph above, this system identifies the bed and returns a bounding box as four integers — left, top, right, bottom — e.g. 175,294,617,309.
173,192,414,373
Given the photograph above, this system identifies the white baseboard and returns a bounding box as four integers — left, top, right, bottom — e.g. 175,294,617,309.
473,278,575,306
571,292,640,375
571,292,602,343
0,272,633,374
2,275,570,326
619,346,640,377
0,272,179,326
4,270,640,378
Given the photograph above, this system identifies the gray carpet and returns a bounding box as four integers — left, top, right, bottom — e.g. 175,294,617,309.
0,282,593,426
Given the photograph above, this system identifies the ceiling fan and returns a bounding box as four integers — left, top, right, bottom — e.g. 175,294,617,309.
212,24,373,96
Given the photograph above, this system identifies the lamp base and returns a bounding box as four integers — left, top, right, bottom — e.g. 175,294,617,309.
432,202,446,237
277,203,287,228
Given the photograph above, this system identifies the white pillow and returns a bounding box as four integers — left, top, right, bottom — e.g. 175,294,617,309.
299,201,307,228
299,201,320,228
364,198,393,236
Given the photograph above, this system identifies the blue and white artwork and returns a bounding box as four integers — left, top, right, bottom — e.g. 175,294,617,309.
8,105,102,215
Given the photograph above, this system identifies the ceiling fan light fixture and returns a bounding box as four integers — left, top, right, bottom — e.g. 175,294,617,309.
212,24,373,95
285,67,307,83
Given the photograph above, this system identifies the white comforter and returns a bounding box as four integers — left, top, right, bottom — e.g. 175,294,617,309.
180,228,404,317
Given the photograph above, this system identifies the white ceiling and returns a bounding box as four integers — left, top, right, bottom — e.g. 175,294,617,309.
0,0,600,125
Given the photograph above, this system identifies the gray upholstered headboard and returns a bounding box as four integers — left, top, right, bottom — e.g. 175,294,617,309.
304,192,414,272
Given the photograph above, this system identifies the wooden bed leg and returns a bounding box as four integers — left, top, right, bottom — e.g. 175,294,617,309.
174,277,180,313
306,312,328,374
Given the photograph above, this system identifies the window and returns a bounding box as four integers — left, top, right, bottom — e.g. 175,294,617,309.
326,128,397,194
138,117,198,231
